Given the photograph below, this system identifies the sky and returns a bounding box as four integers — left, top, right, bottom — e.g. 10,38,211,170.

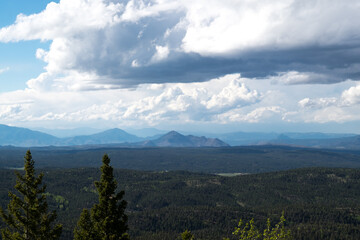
0,0,360,134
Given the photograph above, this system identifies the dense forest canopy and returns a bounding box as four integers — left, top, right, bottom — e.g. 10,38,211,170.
0,145,359,173
0,166,359,239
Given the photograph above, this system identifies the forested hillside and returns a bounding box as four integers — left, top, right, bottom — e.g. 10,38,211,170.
0,167,359,239
1,146,360,173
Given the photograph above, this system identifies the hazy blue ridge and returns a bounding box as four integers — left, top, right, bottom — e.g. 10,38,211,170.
0,125,143,147
1,124,359,149
0,124,60,147
0,125,228,147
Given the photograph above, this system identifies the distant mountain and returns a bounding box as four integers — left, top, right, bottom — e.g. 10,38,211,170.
1,124,358,149
33,127,104,138
0,125,227,147
210,131,279,146
143,131,229,147
281,132,356,140
0,125,142,147
210,131,357,146
0,124,59,147
125,128,167,138
62,128,143,145
268,135,360,149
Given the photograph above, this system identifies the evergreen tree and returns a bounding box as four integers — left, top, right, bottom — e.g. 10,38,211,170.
74,154,129,240
224,213,292,240
181,230,195,240
0,150,62,240
73,209,96,240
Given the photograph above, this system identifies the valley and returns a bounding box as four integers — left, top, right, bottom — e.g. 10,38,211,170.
0,124,359,239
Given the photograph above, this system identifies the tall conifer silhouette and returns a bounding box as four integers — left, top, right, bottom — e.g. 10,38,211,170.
74,154,129,240
0,150,62,240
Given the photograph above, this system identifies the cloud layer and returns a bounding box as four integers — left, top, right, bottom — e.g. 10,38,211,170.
1,0,360,91
1,0,360,132
0,74,359,130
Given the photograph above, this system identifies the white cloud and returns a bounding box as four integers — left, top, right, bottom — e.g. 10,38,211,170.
179,0,360,55
119,0,181,22
299,83,360,110
0,0,123,42
1,0,360,131
0,72,359,129
217,106,284,123
150,45,170,63
341,84,360,106
180,0,285,55
0,74,264,127
117,74,262,123
1,0,359,91
205,78,260,110
298,97,338,109
131,59,140,67
0,105,24,120
270,71,337,85
296,106,355,124
294,83,360,123
0,67,10,74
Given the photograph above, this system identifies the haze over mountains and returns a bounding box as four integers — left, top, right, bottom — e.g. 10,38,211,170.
0,124,359,149
0,124,227,148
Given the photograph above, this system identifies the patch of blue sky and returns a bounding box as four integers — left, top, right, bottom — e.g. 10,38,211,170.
0,0,58,28
0,0,55,92
0,41,49,92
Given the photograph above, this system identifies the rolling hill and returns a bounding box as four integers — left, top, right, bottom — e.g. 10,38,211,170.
0,124,60,147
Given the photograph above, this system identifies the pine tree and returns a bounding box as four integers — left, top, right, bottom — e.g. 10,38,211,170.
223,213,292,240
74,154,129,240
73,209,96,240
181,230,195,240
0,150,62,240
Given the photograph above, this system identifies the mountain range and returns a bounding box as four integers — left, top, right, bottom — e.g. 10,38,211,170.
138,131,228,147
0,124,359,149
0,124,59,146
0,124,228,148
207,131,356,146
267,134,360,149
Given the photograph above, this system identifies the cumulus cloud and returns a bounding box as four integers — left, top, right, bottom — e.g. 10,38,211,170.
109,74,262,124
0,0,359,91
294,83,360,123
298,97,338,109
299,83,360,109
180,0,360,55
0,104,28,121
0,72,359,129
217,106,284,123
0,0,123,42
205,78,260,110
341,84,360,106
0,74,266,126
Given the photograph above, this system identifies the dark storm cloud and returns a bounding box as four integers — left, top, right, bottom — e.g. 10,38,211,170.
2,0,360,90
92,44,360,87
